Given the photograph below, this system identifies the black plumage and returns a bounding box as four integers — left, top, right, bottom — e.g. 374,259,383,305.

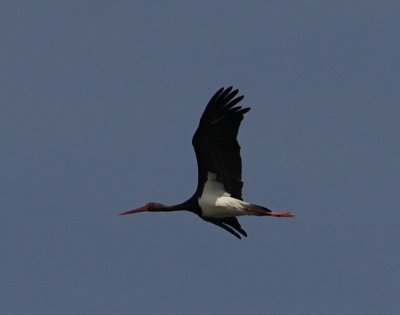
192,87,250,200
191,87,250,238
119,86,294,239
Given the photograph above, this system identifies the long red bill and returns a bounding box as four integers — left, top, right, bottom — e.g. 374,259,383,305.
119,205,148,216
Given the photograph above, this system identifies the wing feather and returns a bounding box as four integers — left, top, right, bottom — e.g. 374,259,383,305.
203,217,248,239
192,87,250,200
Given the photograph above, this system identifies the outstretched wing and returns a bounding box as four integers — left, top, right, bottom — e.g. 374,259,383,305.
192,87,250,200
202,216,248,239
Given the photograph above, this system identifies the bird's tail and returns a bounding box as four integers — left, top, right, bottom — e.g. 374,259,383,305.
247,204,272,216
247,204,294,218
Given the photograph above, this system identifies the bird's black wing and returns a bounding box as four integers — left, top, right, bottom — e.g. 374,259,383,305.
192,87,250,200
203,217,248,239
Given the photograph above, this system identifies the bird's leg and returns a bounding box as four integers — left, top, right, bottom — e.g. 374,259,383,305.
245,205,294,217
265,211,294,218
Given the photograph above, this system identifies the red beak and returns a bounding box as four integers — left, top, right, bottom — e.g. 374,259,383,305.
119,205,148,216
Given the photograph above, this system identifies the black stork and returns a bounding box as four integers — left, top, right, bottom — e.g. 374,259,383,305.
120,87,294,239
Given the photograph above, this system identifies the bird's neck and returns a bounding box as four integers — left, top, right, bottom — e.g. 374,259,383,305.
169,199,199,214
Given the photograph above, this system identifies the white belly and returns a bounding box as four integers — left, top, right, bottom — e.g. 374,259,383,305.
198,172,250,218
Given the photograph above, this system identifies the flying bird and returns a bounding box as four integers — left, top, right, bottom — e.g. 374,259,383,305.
120,87,294,239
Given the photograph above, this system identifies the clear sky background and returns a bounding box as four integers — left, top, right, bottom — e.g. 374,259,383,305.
2,1,399,314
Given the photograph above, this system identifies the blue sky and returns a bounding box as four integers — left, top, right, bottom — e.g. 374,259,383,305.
2,1,399,314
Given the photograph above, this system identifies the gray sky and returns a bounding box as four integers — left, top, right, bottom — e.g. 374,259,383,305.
2,1,399,314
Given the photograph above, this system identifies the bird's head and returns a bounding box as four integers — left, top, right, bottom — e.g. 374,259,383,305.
119,202,168,215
